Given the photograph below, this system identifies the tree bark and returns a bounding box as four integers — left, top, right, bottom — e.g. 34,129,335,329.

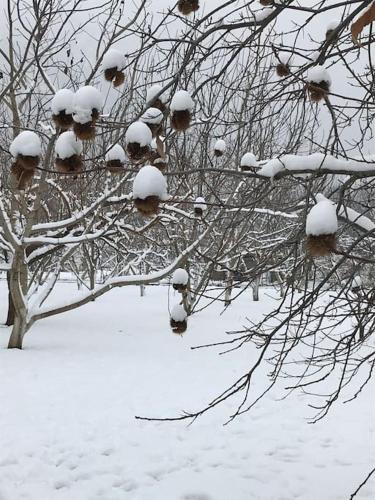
277,271,285,298
224,272,233,307
7,315,27,349
7,249,28,349
89,268,96,291
252,277,260,301
140,262,146,297
5,271,15,326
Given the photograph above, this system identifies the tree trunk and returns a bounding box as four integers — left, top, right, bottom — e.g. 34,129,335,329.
139,262,146,297
7,249,28,349
277,271,285,298
7,315,27,349
5,272,15,326
252,277,260,301
89,268,96,290
224,272,233,307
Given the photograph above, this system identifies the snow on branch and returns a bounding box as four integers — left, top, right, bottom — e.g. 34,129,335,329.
26,244,56,263
258,153,375,179
24,227,117,246
31,178,130,233
227,207,298,219
338,205,375,233
0,197,21,249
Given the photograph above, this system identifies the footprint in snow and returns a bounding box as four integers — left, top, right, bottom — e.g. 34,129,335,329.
54,480,69,490
122,480,138,492
101,448,115,456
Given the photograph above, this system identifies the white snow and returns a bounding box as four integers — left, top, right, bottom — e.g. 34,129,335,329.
170,90,194,112
55,131,82,159
146,84,167,105
339,204,375,232
0,284,373,500
132,165,168,200
101,49,126,70
214,139,226,153
258,157,283,177
10,131,42,158
72,86,103,124
105,144,126,162
306,65,331,84
171,303,187,322
240,152,258,168
254,7,274,21
51,89,74,114
0,284,374,500
125,121,152,146
172,268,189,286
306,195,338,236
140,108,164,125
194,197,207,210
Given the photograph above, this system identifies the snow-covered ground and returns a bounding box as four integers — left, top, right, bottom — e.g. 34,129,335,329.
0,283,374,500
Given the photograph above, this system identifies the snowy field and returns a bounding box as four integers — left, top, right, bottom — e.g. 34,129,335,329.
0,282,374,500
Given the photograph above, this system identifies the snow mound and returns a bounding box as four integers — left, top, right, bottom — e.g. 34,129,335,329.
125,122,152,146
140,108,164,125
105,144,126,162
171,304,187,322
170,90,194,112
194,197,207,210
172,268,189,286
306,196,338,236
306,66,331,84
51,89,74,114
214,139,226,153
73,86,103,124
258,158,282,177
10,131,42,158
55,131,82,159
254,7,274,21
101,49,126,70
132,165,168,200
146,84,167,105
241,152,258,168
